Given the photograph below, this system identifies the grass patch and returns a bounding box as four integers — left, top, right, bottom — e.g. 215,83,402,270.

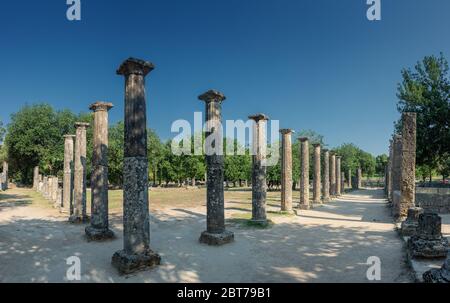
228,213,275,229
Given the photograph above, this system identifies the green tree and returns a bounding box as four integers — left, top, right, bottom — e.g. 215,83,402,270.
108,121,124,187
396,53,450,179
375,154,388,176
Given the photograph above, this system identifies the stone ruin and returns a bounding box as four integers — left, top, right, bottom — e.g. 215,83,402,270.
407,212,448,259
400,207,424,237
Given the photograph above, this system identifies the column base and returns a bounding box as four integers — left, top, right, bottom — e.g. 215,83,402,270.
423,258,450,283
112,249,161,275
85,226,115,241
199,230,234,246
279,210,295,215
322,197,331,203
69,215,90,224
313,199,322,204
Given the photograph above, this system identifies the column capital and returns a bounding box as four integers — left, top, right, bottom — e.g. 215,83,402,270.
198,90,226,103
312,143,321,148
298,137,309,142
248,113,269,122
322,149,329,153
280,129,294,135
117,57,154,76
89,101,114,112
75,122,90,129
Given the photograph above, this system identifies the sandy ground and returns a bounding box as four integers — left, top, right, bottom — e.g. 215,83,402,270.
0,188,435,283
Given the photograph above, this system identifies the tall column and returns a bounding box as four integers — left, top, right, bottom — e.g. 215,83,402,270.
199,90,234,245
43,176,48,198
348,169,352,189
388,139,393,201
330,152,336,196
69,122,90,223
51,177,59,206
392,134,402,217
280,129,294,213
357,167,363,189
341,172,345,193
86,102,115,241
313,143,321,204
112,57,160,274
299,137,310,209
2,162,8,190
33,166,39,190
399,112,417,220
322,149,330,202
62,135,75,214
336,156,342,196
249,114,269,224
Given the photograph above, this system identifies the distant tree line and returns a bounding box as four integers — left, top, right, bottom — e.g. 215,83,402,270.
0,103,383,187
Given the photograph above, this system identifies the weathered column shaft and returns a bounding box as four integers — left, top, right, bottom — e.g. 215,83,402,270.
299,138,310,209
86,102,115,240
199,90,234,245
348,169,352,189
357,167,363,189
2,162,8,190
392,135,402,217
70,122,89,223
322,150,330,202
313,144,321,203
336,157,342,196
388,140,393,201
112,57,160,274
33,166,39,190
280,129,294,212
62,135,75,214
330,153,336,196
399,112,417,219
250,114,269,222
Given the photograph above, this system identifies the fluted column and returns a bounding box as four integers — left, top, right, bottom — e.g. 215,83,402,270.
313,143,321,204
336,156,342,196
112,57,161,274
62,135,75,214
249,114,269,224
199,90,234,245
322,149,330,202
330,152,336,196
299,137,310,210
86,102,115,241
70,122,89,223
33,166,40,190
280,129,294,213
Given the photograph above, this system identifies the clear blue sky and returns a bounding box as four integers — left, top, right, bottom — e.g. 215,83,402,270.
1,0,449,155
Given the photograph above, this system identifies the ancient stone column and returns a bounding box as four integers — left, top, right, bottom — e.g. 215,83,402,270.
51,177,59,205
341,172,345,193
313,143,321,204
399,112,417,220
423,255,450,283
33,166,39,190
330,152,336,196
249,114,269,223
387,139,393,202
2,162,8,190
336,156,342,196
280,129,294,213
86,102,115,241
322,149,330,202
357,167,363,189
348,169,352,189
299,137,310,209
198,90,234,245
43,176,48,198
112,58,161,273
69,122,90,223
62,135,75,214
391,135,402,217
401,207,424,237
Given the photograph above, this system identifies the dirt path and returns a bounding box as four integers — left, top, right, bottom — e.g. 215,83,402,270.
0,188,416,282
